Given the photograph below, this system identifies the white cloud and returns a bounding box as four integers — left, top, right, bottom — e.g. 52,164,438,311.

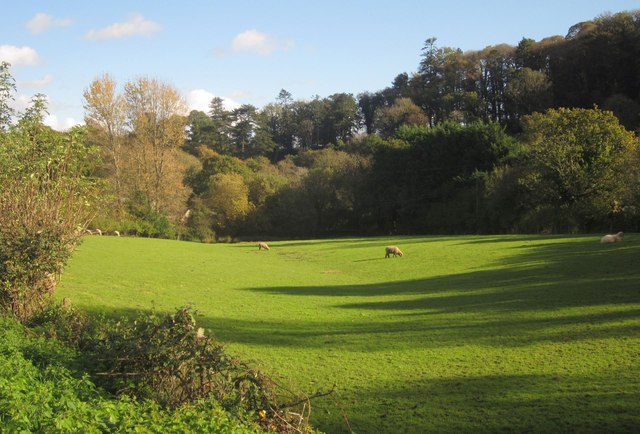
10,94,32,113
26,13,73,34
187,89,240,113
0,45,40,65
231,29,294,55
9,94,81,131
44,114,81,131
18,74,55,88
85,13,161,41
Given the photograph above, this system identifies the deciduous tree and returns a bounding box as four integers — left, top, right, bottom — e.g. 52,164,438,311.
83,73,126,208
519,107,639,231
123,77,189,218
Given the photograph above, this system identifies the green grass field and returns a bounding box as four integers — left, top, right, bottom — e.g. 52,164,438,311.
57,235,640,433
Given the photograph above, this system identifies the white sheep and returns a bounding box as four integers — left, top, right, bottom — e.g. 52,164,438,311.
180,209,191,224
113,230,120,237
258,242,270,251
385,246,404,258
600,231,624,244
85,229,93,235
94,228,102,236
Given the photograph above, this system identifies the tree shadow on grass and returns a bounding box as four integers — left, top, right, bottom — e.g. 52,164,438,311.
222,237,640,350
244,237,639,306
71,236,640,434
330,370,640,434
77,237,640,352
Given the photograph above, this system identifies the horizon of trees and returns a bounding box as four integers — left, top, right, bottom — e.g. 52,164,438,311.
76,9,640,239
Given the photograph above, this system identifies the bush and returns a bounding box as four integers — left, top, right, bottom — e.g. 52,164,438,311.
78,307,320,432
0,316,265,433
0,109,100,320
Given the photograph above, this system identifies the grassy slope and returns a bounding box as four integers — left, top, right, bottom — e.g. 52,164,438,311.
57,235,640,433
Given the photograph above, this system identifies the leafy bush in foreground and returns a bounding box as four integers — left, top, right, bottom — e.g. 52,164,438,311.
79,307,321,433
0,64,101,321
19,305,324,433
0,315,264,433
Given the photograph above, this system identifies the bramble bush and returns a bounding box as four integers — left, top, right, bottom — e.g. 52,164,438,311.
78,306,323,433
23,302,325,433
0,315,265,433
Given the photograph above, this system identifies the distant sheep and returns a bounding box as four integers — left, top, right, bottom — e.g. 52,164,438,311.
258,242,270,251
94,228,102,236
85,229,93,235
385,246,404,258
113,230,120,237
600,231,624,244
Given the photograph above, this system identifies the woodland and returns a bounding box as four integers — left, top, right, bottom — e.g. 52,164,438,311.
77,10,640,241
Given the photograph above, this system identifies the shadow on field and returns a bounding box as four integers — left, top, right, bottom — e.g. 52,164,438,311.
246,238,639,307
79,238,640,352
74,237,640,434
336,370,640,434
213,238,640,350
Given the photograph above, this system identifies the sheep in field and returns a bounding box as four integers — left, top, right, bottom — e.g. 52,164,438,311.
385,246,404,258
600,231,624,244
258,242,270,251
113,230,121,237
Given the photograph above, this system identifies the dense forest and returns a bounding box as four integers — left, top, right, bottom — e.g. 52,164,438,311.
78,10,640,239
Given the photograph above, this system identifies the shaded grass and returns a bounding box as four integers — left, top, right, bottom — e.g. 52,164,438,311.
57,235,640,433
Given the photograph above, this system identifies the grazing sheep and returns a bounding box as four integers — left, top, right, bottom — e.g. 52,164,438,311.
258,242,270,251
94,228,102,236
85,229,93,235
600,231,624,244
113,230,120,237
385,246,404,258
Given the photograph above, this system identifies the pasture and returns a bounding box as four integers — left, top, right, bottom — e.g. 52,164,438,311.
57,235,640,433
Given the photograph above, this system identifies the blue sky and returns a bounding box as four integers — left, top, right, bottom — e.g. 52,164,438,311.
2,1,638,130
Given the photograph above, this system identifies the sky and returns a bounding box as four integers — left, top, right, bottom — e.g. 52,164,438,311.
1,1,638,130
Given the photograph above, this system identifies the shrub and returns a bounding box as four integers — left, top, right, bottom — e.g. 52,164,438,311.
78,307,322,433
0,316,265,433
0,95,101,320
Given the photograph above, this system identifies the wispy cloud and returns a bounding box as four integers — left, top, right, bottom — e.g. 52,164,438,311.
212,47,227,59
18,74,55,88
0,45,40,65
26,13,73,34
85,13,161,41
231,29,294,55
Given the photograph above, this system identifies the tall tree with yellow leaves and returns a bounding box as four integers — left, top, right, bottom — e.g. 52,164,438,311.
123,77,188,216
83,73,126,212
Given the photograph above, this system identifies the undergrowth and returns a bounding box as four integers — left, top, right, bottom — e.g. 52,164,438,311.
1,304,327,433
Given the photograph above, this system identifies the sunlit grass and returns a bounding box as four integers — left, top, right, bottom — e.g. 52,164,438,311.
58,235,640,433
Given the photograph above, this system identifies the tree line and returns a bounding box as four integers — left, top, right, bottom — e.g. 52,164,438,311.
78,10,640,239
